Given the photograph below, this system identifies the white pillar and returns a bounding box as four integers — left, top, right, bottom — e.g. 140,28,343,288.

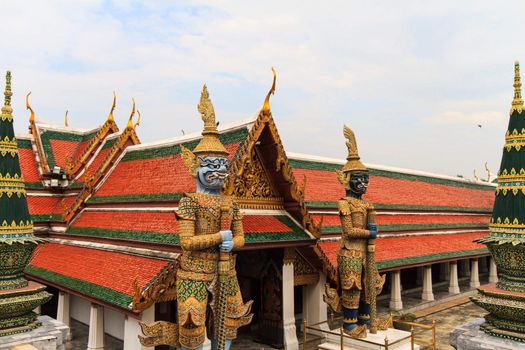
389,270,403,310
449,261,460,294
283,258,299,350
57,291,72,340
87,304,104,350
489,257,498,283
440,262,450,281
470,258,480,288
421,265,434,301
303,272,329,337
124,306,154,350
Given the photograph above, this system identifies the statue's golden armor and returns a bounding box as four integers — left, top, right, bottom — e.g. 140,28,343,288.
176,192,253,349
338,197,377,308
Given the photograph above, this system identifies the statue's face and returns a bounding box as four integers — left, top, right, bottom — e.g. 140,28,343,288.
348,172,369,196
197,156,229,191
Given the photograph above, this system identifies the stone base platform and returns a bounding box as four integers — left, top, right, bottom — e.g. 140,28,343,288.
450,318,525,350
0,316,69,350
318,328,419,350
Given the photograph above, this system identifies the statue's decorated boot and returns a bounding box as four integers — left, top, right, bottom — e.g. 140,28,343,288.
357,301,371,327
343,307,367,338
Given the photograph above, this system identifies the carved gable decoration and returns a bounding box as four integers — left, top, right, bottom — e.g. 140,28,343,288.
292,249,319,286
232,149,282,209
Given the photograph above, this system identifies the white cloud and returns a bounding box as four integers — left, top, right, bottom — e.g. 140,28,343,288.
0,0,524,178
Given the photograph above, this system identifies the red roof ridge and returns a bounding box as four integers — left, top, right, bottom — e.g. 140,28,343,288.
124,116,256,153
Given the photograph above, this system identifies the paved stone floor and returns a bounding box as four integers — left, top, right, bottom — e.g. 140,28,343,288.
416,301,486,350
63,278,488,350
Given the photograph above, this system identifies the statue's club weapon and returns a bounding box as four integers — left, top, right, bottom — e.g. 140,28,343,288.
215,205,233,350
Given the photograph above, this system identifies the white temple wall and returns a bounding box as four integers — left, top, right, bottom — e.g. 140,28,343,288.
104,307,125,340
70,295,90,324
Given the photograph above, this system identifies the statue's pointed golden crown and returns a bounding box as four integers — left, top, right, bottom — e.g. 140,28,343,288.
341,125,367,173
192,85,229,157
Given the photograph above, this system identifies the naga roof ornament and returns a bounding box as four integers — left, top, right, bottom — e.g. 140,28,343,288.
262,67,276,116
126,97,136,129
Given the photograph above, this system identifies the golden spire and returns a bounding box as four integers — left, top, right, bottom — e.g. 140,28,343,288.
126,97,136,129
511,61,523,114
65,110,69,127
26,92,35,124
1,71,13,119
262,67,276,115
108,91,116,122
191,85,228,157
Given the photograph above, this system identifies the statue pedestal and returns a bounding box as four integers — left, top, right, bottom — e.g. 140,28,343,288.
318,328,419,350
450,318,525,350
0,316,69,350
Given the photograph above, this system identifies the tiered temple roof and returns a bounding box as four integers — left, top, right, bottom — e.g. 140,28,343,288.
16,77,496,312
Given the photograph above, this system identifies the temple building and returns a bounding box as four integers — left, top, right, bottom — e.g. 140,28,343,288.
12,72,496,349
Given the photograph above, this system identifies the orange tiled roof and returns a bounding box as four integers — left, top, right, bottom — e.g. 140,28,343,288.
26,243,169,309
292,167,495,210
316,231,489,279
67,210,311,245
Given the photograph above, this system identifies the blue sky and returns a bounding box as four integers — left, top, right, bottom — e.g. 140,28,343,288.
2,1,525,178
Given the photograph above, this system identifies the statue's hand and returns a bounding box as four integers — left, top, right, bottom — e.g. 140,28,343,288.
220,230,233,242
220,239,234,252
368,224,377,239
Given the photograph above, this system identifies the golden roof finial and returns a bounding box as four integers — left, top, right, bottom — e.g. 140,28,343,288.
26,92,35,124
262,67,276,115
511,61,523,114
134,110,141,129
65,110,69,127
126,97,136,129
108,91,116,122
1,71,13,117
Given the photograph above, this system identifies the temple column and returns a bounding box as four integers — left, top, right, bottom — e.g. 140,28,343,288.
283,252,299,350
440,262,450,281
421,265,434,301
489,257,499,283
470,258,480,288
389,270,403,310
303,272,329,336
87,303,104,350
124,306,154,350
449,261,460,294
57,291,72,340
